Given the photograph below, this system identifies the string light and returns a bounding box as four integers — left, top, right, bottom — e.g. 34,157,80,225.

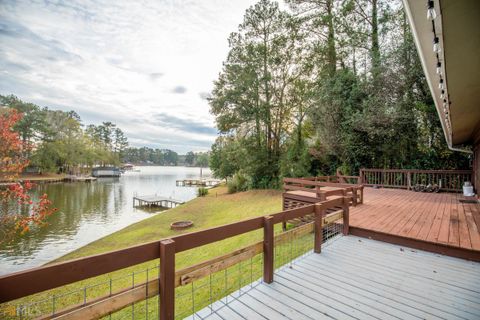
427,0,437,20
433,37,441,53
436,62,442,75
427,1,451,133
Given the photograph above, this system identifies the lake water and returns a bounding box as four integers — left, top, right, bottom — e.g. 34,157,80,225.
0,166,211,275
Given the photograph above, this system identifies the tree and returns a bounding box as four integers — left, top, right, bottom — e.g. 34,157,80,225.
0,95,47,156
85,122,128,166
195,152,209,168
210,0,311,187
113,128,129,159
209,0,469,189
0,108,56,243
0,95,132,173
209,136,241,180
287,0,337,76
98,122,116,150
185,151,195,166
163,149,178,166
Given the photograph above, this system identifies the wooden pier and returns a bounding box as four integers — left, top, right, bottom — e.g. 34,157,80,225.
133,195,184,208
176,178,221,187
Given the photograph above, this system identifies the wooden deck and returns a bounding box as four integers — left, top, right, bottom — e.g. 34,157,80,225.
348,188,480,258
190,236,480,320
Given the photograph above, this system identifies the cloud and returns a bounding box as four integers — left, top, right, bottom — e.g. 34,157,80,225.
0,19,84,65
149,72,164,80
0,61,31,73
171,86,187,94
199,91,210,100
152,112,217,135
0,0,258,153
127,131,213,150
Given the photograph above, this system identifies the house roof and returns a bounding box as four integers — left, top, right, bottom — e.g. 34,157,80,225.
403,0,480,150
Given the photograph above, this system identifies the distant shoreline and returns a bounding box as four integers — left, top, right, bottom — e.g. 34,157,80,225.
126,163,209,168
1,165,210,184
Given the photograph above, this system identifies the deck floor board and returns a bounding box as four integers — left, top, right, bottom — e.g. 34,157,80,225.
349,188,480,252
299,253,480,313
192,236,480,320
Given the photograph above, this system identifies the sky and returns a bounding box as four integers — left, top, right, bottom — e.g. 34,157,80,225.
0,0,257,153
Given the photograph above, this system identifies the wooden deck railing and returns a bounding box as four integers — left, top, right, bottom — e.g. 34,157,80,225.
359,168,473,192
301,175,361,184
283,177,364,206
0,197,350,320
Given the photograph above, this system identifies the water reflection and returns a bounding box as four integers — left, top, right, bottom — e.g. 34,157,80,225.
0,166,210,275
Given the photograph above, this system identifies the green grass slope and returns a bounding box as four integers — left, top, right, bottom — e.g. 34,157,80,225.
1,186,287,319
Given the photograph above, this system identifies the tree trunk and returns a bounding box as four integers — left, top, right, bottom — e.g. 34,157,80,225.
326,0,337,76
371,0,380,83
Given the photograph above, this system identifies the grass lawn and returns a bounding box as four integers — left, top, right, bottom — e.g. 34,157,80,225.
56,185,282,261
19,173,65,181
2,186,313,319
0,173,65,183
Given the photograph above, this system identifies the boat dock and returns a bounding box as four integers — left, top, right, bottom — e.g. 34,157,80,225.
176,178,222,187
133,195,184,208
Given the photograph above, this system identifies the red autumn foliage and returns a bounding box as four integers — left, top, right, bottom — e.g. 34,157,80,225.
0,108,57,241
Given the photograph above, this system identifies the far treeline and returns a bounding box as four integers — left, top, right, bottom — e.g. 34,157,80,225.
208,0,470,190
122,149,209,167
0,95,208,173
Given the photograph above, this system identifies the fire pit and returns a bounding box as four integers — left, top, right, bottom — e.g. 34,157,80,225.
170,220,193,230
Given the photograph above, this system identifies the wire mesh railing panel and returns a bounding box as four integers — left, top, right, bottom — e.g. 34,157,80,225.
0,262,160,320
274,222,315,273
322,218,343,247
101,266,160,320
176,252,263,320
176,219,336,320
105,295,159,320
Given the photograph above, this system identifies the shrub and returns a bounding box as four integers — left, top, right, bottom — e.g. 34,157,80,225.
227,172,249,194
197,187,208,197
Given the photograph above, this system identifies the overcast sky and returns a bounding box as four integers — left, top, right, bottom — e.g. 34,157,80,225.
0,0,257,153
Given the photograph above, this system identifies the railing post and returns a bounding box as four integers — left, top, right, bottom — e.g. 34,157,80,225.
352,188,358,206
407,171,412,190
281,193,287,231
342,197,350,236
263,216,274,284
159,239,175,320
359,168,364,184
318,191,327,201
314,203,325,253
